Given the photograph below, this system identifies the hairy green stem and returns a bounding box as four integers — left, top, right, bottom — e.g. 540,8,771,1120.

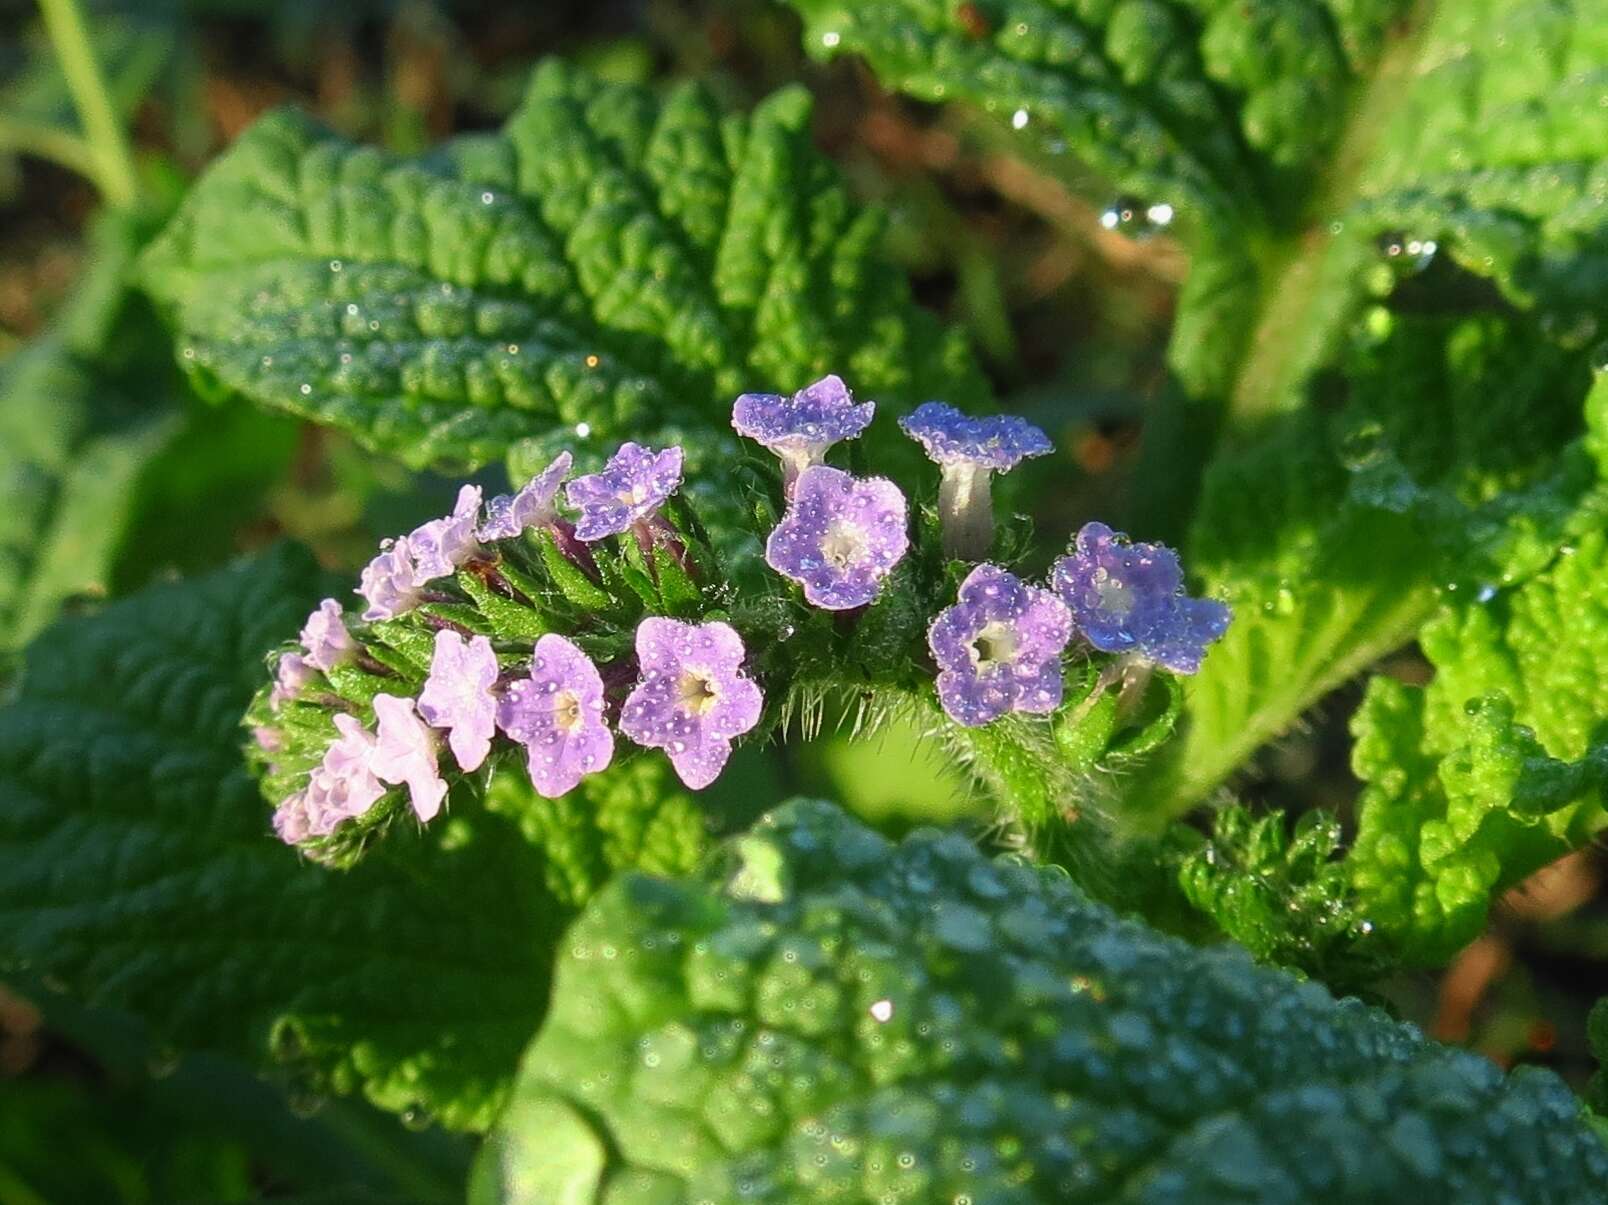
36,0,139,207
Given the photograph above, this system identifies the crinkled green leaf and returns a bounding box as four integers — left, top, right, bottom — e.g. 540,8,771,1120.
1123,312,1601,820
0,544,711,1132
138,60,988,471
474,799,1608,1203
1346,684,1608,966
789,0,1606,423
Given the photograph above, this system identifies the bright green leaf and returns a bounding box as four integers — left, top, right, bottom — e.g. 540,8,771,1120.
476,799,1608,1202
138,61,988,471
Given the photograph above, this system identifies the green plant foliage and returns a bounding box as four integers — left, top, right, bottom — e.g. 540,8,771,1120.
138,60,988,472
0,544,712,1131
786,0,1604,412
1122,317,1601,821
474,799,1608,1203
0,211,178,655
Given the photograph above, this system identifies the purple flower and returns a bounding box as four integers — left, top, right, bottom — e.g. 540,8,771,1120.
370,693,448,823
764,465,908,610
480,452,572,540
1050,521,1231,674
417,631,500,772
565,442,684,542
299,599,355,672
899,402,1053,559
732,374,875,493
496,634,614,798
928,563,1072,727
410,485,484,582
358,538,421,622
270,652,312,709
274,713,387,843
619,617,763,790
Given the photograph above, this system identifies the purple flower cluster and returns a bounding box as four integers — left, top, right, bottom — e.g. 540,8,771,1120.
273,614,765,848
357,452,600,622
266,383,1237,851
1051,522,1232,674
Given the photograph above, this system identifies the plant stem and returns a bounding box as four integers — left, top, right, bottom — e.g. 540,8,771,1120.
0,114,100,181
36,0,139,208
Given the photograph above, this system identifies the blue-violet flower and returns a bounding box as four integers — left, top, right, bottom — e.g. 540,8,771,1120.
619,617,762,790
370,693,448,822
566,442,683,542
358,538,420,622
480,452,572,541
417,630,500,772
299,598,354,673
1050,521,1231,674
764,465,908,609
899,402,1052,559
410,484,484,582
496,634,614,798
732,374,875,494
928,563,1072,727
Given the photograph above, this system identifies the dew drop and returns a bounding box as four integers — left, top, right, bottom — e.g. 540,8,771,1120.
1011,108,1030,130
821,30,841,47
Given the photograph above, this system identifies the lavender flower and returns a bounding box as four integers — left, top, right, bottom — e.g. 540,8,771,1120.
732,374,875,493
270,652,312,709
928,563,1072,727
410,485,484,582
358,538,421,622
370,693,448,823
274,714,386,843
299,599,354,672
764,465,908,610
417,631,500,772
619,617,763,789
496,634,614,798
565,443,684,542
480,452,572,541
899,402,1053,559
1050,521,1231,674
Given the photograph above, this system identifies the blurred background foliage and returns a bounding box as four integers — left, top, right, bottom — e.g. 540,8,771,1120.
1,0,1602,1198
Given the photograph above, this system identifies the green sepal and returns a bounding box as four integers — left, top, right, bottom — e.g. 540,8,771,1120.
534,529,612,611
651,544,702,617
453,572,549,642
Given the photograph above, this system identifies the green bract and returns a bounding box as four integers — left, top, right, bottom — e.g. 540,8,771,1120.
0,545,711,1130
476,800,1608,1203
138,61,988,472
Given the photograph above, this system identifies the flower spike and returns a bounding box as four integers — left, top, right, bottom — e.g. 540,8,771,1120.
899,402,1052,559
732,374,875,494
